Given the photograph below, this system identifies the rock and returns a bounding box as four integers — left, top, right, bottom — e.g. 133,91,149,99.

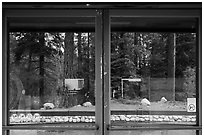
83,102,92,107
158,118,163,122
77,118,81,122
160,97,167,103
126,118,130,122
85,119,89,123
173,116,178,120
64,117,69,122
145,117,150,121
89,119,93,122
45,118,51,123
120,115,126,121
186,118,191,122
77,105,81,107
115,116,120,121
73,119,77,123
33,113,40,118
43,103,55,109
153,115,159,119
130,117,136,121
141,98,151,106
191,118,196,122
69,118,73,122
164,117,169,121
81,117,85,122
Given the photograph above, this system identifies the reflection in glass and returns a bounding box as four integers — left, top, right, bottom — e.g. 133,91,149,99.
110,32,196,125
10,130,97,135
9,32,96,125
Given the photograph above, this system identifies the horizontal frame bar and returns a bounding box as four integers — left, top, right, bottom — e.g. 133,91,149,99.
4,9,97,17
9,110,196,116
3,123,99,130
107,125,202,131
110,9,201,17
2,2,202,9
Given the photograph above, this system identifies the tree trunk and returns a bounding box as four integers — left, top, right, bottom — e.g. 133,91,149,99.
167,33,176,101
86,33,90,100
39,32,45,107
78,33,82,77
64,32,75,108
64,32,75,78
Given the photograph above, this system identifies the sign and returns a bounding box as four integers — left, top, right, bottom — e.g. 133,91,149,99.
187,98,196,112
65,79,84,90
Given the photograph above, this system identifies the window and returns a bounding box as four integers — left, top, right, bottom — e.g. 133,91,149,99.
2,3,202,135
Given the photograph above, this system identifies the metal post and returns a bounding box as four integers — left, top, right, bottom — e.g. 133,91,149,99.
2,9,9,135
121,79,123,98
196,15,202,135
95,9,103,135
103,9,110,135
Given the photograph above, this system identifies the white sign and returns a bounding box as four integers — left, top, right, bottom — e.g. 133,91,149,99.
65,79,84,90
187,98,196,112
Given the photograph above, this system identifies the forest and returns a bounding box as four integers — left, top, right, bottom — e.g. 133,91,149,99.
9,31,196,109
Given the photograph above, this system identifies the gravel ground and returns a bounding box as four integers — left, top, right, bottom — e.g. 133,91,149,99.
56,100,187,111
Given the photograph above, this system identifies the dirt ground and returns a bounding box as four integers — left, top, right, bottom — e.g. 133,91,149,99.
60,100,187,111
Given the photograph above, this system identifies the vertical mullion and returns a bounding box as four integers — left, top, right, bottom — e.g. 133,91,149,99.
2,10,9,135
95,10,103,135
103,9,111,135
196,15,202,135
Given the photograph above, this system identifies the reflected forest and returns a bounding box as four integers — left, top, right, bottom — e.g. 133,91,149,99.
9,32,196,110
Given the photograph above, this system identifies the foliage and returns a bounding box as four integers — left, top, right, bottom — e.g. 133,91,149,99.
9,31,197,108
183,67,196,98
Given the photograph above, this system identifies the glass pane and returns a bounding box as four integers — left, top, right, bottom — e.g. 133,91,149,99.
110,17,197,127
109,130,196,135
9,31,96,128
10,130,97,135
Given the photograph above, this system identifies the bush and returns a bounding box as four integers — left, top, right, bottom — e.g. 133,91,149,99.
183,67,196,98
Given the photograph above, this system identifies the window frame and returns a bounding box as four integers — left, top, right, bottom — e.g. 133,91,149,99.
104,8,202,135
2,3,202,135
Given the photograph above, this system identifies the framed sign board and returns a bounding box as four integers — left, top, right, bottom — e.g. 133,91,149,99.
65,79,84,90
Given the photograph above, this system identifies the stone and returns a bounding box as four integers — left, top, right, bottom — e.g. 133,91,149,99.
130,117,136,121
145,117,150,121
186,118,191,122
153,115,159,119
115,116,120,121
81,117,85,122
64,117,69,122
164,117,169,121
43,103,55,109
191,118,196,122
85,119,89,123
173,116,178,120
33,113,40,118
83,102,92,107
73,119,77,123
160,97,167,103
120,115,126,121
158,118,163,122
126,118,130,122
26,113,33,119
178,116,183,119
69,118,73,122
141,98,151,106
89,119,93,122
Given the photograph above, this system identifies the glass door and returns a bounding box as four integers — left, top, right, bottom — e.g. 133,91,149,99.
4,9,104,135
